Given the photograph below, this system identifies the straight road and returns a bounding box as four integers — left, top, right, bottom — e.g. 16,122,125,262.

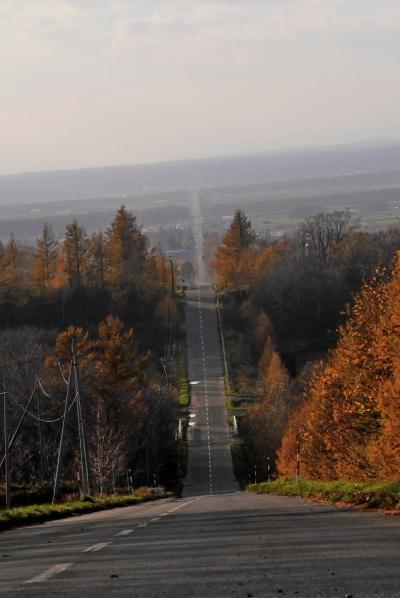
2,492,400,596
184,285,237,496
185,191,237,495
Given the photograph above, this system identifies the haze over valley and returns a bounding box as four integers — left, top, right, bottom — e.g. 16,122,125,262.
0,141,399,244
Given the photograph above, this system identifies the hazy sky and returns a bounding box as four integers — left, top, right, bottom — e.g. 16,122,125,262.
1,0,400,174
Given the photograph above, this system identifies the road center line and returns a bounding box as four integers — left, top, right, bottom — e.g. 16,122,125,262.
196,288,214,494
24,563,73,584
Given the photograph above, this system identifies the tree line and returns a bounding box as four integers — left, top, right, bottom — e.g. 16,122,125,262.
209,209,400,481
0,206,183,503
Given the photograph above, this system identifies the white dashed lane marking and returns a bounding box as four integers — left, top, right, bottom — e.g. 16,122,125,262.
83,542,111,553
24,563,73,584
22,499,199,586
116,529,134,536
197,288,213,495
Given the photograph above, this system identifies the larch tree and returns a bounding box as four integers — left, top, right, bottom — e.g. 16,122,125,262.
90,316,147,493
366,254,400,477
87,231,106,290
59,220,89,289
31,224,59,292
93,315,145,410
213,210,257,288
105,206,148,290
45,324,96,384
278,267,390,481
0,235,25,294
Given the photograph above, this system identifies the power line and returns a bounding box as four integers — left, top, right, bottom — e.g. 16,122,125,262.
5,389,78,424
37,377,52,398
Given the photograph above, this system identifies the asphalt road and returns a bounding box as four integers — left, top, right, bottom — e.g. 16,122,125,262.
2,492,400,596
184,286,237,496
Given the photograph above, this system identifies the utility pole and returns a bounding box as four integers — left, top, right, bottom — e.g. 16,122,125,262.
216,295,230,391
53,363,73,503
169,259,175,298
37,382,44,483
3,379,11,508
72,338,91,498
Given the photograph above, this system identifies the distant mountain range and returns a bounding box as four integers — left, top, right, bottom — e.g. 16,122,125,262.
1,142,400,206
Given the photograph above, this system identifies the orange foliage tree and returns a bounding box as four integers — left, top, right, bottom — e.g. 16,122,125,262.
213,210,257,288
31,224,59,293
278,256,400,481
105,206,148,290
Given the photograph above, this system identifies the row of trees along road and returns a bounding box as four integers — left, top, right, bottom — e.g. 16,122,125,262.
209,209,400,481
0,206,183,504
279,254,400,481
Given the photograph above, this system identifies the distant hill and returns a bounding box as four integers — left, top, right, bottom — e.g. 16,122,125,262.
1,142,400,205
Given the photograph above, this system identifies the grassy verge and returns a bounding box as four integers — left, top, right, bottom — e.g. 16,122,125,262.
0,491,171,532
177,352,190,407
248,479,400,510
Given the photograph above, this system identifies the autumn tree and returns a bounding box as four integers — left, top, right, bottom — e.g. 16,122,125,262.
87,231,106,289
105,206,148,290
45,324,96,385
93,315,144,410
31,224,58,292
0,235,26,294
213,210,257,288
58,220,89,289
203,231,221,277
240,337,298,479
141,247,170,297
278,267,390,480
366,254,400,477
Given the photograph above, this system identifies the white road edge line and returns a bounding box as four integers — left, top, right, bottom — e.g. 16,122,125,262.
24,563,73,584
84,542,111,553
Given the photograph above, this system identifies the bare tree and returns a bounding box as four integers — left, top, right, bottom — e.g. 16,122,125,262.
299,210,352,261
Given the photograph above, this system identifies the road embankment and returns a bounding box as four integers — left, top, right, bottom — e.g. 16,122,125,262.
248,479,400,511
